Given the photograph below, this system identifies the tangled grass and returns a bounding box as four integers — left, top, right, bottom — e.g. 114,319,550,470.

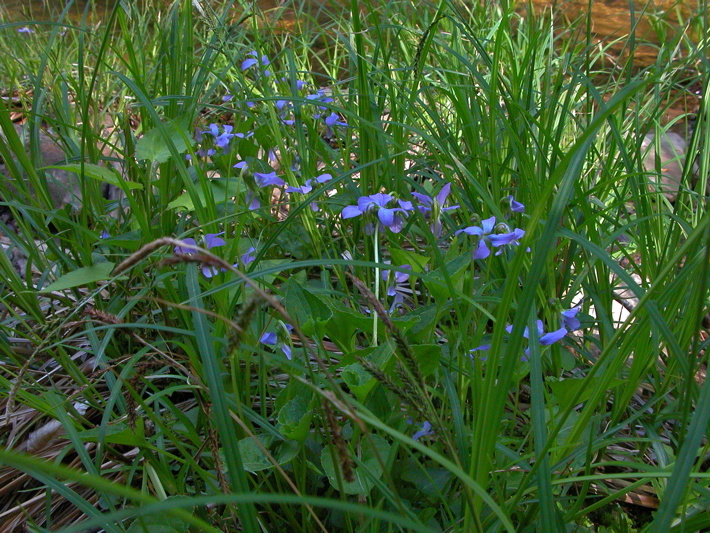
0,0,709,531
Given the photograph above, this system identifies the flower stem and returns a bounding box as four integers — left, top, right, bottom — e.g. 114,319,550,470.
373,225,380,345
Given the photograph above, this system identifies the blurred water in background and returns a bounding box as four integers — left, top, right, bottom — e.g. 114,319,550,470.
0,0,702,114
0,0,701,53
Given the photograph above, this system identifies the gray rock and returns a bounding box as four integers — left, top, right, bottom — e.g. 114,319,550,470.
0,122,81,212
0,124,125,274
641,130,696,202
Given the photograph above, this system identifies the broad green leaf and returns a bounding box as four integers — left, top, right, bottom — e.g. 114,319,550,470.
238,434,299,473
343,344,438,410
341,363,371,388
276,384,315,441
168,177,245,211
340,344,394,401
136,117,194,163
341,363,373,402
275,222,312,259
322,299,373,351
390,313,423,335
548,377,623,413
48,163,143,190
39,262,115,293
548,407,595,465
409,344,442,377
102,230,144,251
396,304,438,342
423,253,469,302
321,435,391,495
281,278,332,337
127,511,191,533
79,422,145,447
400,460,453,498
249,259,290,286
390,248,429,271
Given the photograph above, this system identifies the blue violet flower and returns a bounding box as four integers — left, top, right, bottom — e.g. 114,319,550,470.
241,51,271,76
174,233,227,278
456,217,525,259
342,192,414,233
254,171,286,188
412,421,434,441
260,323,295,359
507,195,525,213
561,306,582,331
412,182,459,236
381,264,412,312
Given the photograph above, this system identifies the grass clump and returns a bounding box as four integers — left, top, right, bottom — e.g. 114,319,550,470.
0,0,709,531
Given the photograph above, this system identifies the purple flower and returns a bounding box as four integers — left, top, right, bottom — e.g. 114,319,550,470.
284,182,313,195
381,264,411,312
539,327,568,346
233,161,248,170
381,265,410,294
280,77,307,90
241,247,256,266
488,228,525,249
196,147,217,158
260,323,294,359
473,319,567,362
469,345,491,362
561,307,581,331
202,123,237,151
202,266,223,278
507,195,525,213
306,90,333,106
203,123,220,137
204,233,226,249
470,344,491,352
412,183,457,214
316,173,333,183
231,246,256,271
17,27,34,34
412,183,459,236
505,321,567,345
324,112,347,127
254,171,285,188
260,332,277,344
241,51,270,73
285,173,332,194
285,173,332,211
174,233,227,277
174,233,225,254
506,320,567,359
412,421,434,441
215,131,234,149
456,217,496,259
342,192,414,233
323,112,347,137
100,230,111,239
456,217,525,259
245,191,261,210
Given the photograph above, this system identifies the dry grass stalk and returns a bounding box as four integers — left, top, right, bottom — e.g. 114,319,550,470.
321,398,355,483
